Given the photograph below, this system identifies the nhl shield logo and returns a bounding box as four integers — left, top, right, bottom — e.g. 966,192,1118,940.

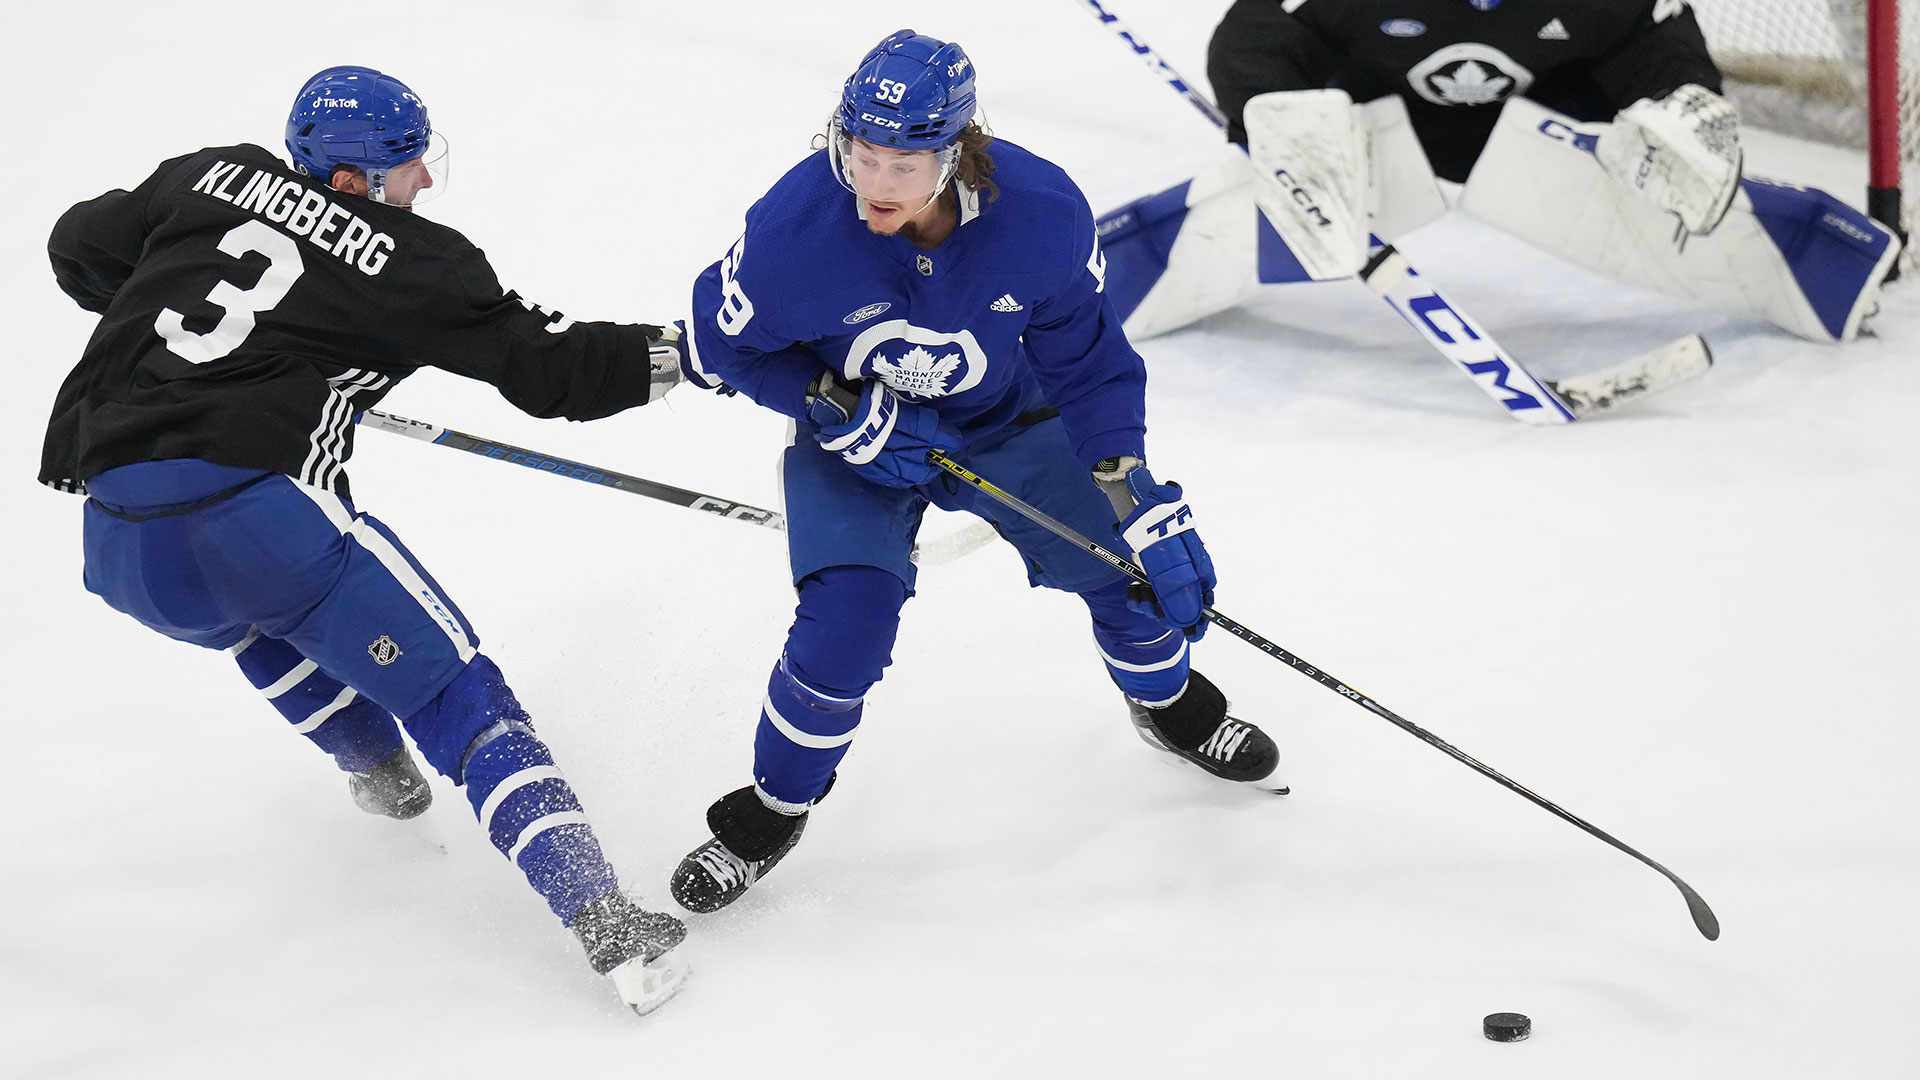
916,254,933,276
368,635,403,666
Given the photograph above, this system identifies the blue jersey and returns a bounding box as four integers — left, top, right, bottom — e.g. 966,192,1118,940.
688,139,1148,468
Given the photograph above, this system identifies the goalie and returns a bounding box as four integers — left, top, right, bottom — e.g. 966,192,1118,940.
1101,0,1902,345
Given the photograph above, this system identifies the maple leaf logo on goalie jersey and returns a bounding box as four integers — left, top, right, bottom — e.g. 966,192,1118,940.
1407,44,1534,107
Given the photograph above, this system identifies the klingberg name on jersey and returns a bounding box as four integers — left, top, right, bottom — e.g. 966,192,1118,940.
188,159,396,277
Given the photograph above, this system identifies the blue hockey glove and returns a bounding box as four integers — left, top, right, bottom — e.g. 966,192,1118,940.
807,373,958,489
1104,462,1216,639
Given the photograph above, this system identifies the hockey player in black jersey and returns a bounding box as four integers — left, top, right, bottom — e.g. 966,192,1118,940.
1101,0,1898,348
41,66,689,1016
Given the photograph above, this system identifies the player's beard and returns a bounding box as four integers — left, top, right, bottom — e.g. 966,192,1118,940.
893,188,956,245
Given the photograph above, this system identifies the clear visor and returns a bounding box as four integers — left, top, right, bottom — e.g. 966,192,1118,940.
827,115,960,211
368,131,451,207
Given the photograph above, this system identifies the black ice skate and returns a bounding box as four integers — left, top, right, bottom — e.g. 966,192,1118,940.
347,747,433,819
670,786,809,914
568,890,690,1016
1126,671,1288,794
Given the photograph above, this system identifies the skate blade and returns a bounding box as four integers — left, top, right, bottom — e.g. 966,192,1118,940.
610,951,690,1017
1138,732,1291,795
1248,773,1291,796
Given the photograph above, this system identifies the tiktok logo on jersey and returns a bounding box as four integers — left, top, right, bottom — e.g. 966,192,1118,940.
1407,44,1534,107
844,319,988,401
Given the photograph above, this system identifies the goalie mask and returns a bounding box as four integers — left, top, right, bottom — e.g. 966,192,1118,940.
828,30,976,207
286,66,449,207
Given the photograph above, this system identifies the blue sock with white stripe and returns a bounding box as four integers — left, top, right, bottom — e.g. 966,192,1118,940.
752,654,865,810
232,630,402,773
461,726,618,924
397,656,618,924
1083,579,1192,706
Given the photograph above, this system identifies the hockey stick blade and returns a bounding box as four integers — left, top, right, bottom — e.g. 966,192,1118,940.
914,519,1001,567
928,449,1720,941
1548,334,1713,416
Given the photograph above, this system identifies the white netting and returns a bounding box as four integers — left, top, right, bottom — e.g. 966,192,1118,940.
1692,0,1917,256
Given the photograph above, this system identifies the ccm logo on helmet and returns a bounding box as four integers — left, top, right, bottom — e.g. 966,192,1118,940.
860,112,904,130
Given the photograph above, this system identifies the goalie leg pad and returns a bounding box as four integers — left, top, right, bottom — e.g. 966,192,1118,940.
1464,97,1899,342
1097,151,1266,340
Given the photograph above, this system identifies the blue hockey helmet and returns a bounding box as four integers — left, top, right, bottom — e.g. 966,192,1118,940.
285,66,442,203
837,30,977,150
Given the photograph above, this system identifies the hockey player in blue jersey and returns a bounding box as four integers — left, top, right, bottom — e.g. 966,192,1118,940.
669,30,1287,914
43,67,688,1015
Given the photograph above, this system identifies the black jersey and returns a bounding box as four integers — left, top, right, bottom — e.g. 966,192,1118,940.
44,143,660,500
1207,0,1722,181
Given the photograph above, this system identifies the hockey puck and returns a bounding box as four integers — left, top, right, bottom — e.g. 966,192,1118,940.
1483,1012,1531,1042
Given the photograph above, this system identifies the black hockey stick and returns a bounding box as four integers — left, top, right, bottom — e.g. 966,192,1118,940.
930,449,1721,941
356,409,1002,565
355,408,787,529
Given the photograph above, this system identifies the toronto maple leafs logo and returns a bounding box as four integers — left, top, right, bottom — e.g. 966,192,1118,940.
1407,44,1533,108
1431,61,1510,104
841,319,989,401
872,344,964,399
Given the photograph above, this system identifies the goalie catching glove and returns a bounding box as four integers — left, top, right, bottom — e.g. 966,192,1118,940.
1096,457,1216,640
807,371,959,488
1596,84,1742,236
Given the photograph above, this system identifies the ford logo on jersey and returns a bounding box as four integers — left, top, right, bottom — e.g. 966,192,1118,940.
1381,19,1426,36
843,301,892,325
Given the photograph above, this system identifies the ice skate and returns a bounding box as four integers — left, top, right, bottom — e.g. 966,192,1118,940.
1126,671,1288,794
568,890,690,1017
670,786,808,913
347,746,433,819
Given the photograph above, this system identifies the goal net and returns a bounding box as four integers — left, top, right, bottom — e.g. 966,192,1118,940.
1693,0,1916,262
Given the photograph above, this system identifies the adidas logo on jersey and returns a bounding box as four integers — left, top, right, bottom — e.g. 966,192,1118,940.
1537,18,1570,40
989,293,1023,312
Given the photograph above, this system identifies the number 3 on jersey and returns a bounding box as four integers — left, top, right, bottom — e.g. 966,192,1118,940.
715,233,755,336
155,219,306,364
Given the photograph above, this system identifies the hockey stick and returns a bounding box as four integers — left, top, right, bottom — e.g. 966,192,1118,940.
1073,0,1712,421
357,408,788,528
355,409,1001,564
929,448,1721,941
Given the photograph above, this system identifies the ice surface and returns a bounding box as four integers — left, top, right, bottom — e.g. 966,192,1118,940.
3,2,1916,1077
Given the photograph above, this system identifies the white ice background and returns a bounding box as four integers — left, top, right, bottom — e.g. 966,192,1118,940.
3,2,1917,1077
